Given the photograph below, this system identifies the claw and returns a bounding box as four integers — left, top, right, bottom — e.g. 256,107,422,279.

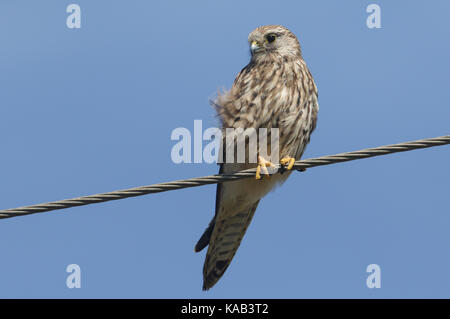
256,155,276,180
280,156,296,171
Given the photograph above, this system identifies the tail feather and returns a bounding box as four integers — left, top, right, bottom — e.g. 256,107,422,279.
202,200,260,290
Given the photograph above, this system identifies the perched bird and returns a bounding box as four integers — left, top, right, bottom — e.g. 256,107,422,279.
195,25,319,290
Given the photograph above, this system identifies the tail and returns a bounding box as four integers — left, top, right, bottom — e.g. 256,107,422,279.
200,200,260,290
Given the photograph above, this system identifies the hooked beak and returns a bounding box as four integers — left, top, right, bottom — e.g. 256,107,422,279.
250,40,261,54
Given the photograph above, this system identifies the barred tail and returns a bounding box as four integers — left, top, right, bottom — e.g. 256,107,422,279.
202,200,260,290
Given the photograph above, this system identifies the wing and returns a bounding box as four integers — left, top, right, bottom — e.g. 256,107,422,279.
194,163,224,253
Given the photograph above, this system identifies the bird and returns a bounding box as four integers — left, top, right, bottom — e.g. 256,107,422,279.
194,25,319,290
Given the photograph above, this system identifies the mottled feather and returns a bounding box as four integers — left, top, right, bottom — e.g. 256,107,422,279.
195,25,319,290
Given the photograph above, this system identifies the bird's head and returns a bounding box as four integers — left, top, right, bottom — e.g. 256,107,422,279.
248,25,302,62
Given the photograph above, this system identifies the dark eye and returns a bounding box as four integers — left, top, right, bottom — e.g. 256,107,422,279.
266,34,276,43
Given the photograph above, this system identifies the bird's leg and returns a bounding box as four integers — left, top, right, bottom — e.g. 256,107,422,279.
280,156,296,172
256,155,276,180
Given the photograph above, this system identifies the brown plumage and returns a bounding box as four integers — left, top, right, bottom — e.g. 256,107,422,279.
195,25,319,290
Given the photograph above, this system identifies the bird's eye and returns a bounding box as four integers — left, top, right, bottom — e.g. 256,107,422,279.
266,34,276,43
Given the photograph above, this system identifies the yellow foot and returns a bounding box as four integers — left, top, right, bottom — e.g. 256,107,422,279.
280,156,296,171
256,156,276,180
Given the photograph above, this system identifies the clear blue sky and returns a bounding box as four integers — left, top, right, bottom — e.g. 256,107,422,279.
1,0,449,298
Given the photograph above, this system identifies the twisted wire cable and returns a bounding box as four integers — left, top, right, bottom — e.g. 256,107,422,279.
1,135,449,220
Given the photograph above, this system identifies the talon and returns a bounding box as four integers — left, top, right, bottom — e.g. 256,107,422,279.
256,155,275,180
256,165,262,180
280,156,296,170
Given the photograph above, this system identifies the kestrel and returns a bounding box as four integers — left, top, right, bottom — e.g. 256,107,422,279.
195,25,319,290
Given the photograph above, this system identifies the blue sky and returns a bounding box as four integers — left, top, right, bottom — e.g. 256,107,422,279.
0,0,449,298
